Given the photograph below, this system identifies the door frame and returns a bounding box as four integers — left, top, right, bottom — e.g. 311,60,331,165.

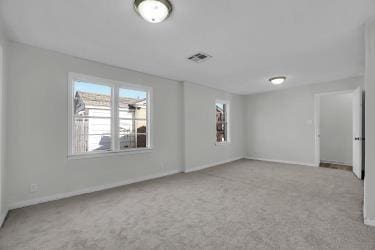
314,90,355,167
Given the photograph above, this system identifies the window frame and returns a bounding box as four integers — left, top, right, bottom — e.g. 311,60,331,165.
68,72,153,159
215,100,230,145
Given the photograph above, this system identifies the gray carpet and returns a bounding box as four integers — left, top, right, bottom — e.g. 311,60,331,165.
1,159,375,249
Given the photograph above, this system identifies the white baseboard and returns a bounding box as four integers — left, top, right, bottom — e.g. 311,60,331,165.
184,157,244,173
320,160,352,166
8,169,181,210
0,209,8,227
365,218,375,227
246,157,317,167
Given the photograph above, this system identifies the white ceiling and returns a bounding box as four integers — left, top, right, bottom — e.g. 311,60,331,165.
1,0,375,94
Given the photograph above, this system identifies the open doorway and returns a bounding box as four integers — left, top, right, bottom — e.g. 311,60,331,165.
314,88,364,179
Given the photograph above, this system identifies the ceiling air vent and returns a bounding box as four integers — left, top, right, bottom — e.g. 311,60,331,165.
187,52,212,63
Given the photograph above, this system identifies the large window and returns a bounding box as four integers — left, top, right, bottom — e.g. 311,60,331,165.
69,73,151,157
216,101,230,143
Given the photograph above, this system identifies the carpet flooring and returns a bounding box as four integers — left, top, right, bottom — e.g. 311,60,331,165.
1,159,375,249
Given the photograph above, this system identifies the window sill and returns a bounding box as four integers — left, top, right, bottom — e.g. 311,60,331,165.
68,148,153,160
215,141,231,146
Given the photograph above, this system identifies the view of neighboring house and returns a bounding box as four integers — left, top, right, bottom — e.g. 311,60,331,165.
74,91,147,153
216,103,226,142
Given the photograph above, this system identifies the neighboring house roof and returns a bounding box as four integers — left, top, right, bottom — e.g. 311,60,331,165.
216,106,224,119
74,91,146,114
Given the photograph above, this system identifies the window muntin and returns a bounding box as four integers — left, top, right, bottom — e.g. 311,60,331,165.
216,102,229,143
69,74,151,156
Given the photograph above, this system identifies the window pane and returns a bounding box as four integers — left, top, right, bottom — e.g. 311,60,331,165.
118,88,148,150
136,133,147,148
119,119,134,134
74,134,112,153
74,117,111,135
73,117,111,153
216,103,226,122
119,88,147,119
216,103,224,110
119,120,147,134
119,133,147,149
120,134,136,149
216,123,227,142
74,81,112,116
136,120,147,133
216,122,227,142
119,106,147,119
216,102,228,142
72,80,112,154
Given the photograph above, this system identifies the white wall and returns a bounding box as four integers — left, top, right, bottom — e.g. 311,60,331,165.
246,77,363,166
364,19,375,225
183,82,246,171
5,42,245,208
6,42,185,207
320,93,353,165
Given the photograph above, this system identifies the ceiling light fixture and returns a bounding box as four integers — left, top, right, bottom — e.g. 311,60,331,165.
134,0,172,23
269,76,286,85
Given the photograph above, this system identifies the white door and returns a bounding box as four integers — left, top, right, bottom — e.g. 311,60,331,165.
353,87,363,179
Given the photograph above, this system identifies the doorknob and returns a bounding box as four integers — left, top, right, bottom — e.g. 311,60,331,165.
355,137,361,141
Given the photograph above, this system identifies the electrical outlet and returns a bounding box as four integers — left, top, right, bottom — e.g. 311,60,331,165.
30,184,38,193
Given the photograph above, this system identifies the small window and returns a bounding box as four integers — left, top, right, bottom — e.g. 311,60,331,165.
69,73,151,157
216,101,230,143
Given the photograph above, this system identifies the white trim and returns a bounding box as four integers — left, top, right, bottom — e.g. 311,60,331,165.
184,157,243,173
8,169,181,210
69,72,151,93
246,157,317,167
215,141,231,146
365,218,375,227
68,148,153,160
0,209,8,227
315,90,354,97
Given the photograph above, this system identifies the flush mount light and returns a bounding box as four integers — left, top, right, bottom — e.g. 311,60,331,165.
134,0,172,23
269,76,286,85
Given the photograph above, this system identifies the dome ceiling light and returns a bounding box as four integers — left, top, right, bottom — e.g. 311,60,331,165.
134,0,173,23
269,76,286,85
